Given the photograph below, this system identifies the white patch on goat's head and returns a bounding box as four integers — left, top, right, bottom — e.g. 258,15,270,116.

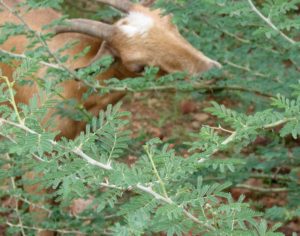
117,11,154,37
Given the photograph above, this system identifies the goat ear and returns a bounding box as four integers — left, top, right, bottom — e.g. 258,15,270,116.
74,42,115,71
89,41,115,65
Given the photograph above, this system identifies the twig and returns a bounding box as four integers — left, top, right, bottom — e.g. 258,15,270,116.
72,147,112,170
225,60,267,78
1,116,218,230
0,131,17,143
0,1,93,121
144,144,169,198
0,76,23,124
136,184,173,204
0,1,78,78
247,0,296,45
9,169,26,236
0,117,112,170
100,181,127,190
0,75,110,169
0,48,273,98
93,82,274,98
235,184,288,193
198,16,280,55
197,16,250,44
0,52,92,121
263,118,295,129
203,117,297,160
250,173,292,182
136,184,216,231
17,196,52,216
143,145,215,230
209,85,274,98
0,49,63,70
2,128,211,230
6,222,86,235
208,125,234,134
32,153,51,163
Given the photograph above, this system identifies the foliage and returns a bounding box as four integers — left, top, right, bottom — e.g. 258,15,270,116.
0,0,300,235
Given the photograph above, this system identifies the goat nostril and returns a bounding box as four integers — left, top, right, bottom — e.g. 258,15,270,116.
210,60,222,69
134,65,146,73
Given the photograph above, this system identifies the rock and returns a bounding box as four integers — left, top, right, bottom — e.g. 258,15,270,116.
192,113,209,122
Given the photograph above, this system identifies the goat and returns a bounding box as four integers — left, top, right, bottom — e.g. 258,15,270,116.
0,0,220,139
0,0,221,235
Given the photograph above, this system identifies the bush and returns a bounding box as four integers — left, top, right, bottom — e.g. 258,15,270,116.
0,0,300,235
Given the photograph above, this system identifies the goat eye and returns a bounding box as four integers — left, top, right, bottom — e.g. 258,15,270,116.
136,65,146,73
130,64,146,73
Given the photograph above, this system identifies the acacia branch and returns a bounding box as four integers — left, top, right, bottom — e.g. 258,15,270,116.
208,125,234,134
247,0,296,45
0,1,78,77
144,144,169,198
72,147,112,170
9,171,27,236
250,173,292,182
0,48,272,98
6,222,87,235
0,119,213,229
235,184,288,193
0,49,63,70
1,118,208,228
204,117,297,159
136,184,216,231
0,76,23,124
0,118,112,170
225,60,268,78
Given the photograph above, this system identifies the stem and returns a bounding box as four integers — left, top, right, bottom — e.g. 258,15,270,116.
247,0,296,45
235,184,288,193
1,116,218,230
0,118,112,170
204,117,297,160
264,118,296,128
225,60,267,78
9,167,27,236
73,147,112,170
207,132,237,157
136,184,216,231
208,125,234,134
0,42,272,97
0,49,62,70
144,145,168,198
0,48,273,98
199,16,280,55
0,76,23,124
107,133,117,163
17,196,52,215
6,222,86,235
250,173,292,182
231,211,236,231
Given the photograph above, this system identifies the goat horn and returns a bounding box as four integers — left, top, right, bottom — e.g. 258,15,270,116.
55,19,115,40
95,0,133,13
